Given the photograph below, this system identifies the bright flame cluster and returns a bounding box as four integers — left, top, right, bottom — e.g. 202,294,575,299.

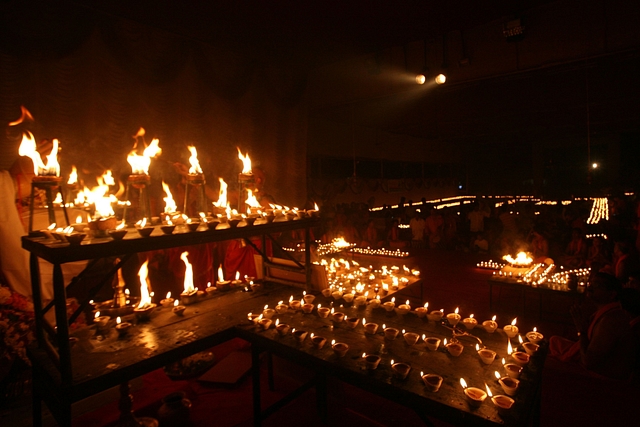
587,198,609,224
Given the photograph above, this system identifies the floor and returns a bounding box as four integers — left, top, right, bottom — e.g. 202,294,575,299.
1,247,634,426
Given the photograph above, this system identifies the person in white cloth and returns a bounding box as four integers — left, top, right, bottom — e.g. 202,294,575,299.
1,148,87,302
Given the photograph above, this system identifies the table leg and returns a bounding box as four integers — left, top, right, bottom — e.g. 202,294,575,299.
315,375,328,424
252,345,262,427
267,352,275,391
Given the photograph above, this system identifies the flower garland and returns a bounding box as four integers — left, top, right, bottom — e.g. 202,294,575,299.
1,287,35,366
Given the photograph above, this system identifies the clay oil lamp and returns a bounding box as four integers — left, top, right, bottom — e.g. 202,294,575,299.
383,326,399,340
276,300,289,314
303,291,315,305
346,317,359,329
415,302,428,318
172,300,186,316
215,266,231,292
403,331,420,346
262,305,275,319
292,329,308,343
502,358,523,379
205,282,216,297
526,327,544,344
331,309,345,323
445,338,464,357
160,292,175,308
364,354,381,370
275,319,290,336
421,373,443,392
397,300,411,316
477,344,497,365
316,304,330,318
363,319,379,335
258,317,272,331
93,311,110,329
331,340,349,357
427,309,444,322
496,371,519,396
311,334,327,349
503,317,519,338
447,307,461,326
425,337,441,351
115,316,132,338
460,378,487,407
482,315,498,333
382,297,396,312
391,360,411,380
462,313,477,330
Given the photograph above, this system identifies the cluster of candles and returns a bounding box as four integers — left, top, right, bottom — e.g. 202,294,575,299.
492,259,591,291
476,260,505,270
350,247,410,258
318,258,419,303
248,293,544,411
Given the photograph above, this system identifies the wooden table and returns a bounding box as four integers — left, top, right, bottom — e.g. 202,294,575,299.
238,291,547,427
23,218,319,427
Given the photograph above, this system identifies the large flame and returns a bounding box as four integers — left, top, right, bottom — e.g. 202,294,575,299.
8,106,34,126
82,175,117,218
181,251,196,294
67,166,78,185
162,181,177,214
127,137,161,175
503,252,533,266
18,132,60,176
245,189,261,208
187,146,203,174
237,147,252,174
218,266,225,282
137,260,153,309
213,178,228,208
332,237,351,248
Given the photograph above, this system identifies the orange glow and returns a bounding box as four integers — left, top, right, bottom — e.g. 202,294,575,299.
237,147,252,174
187,146,203,174
245,189,261,208
19,132,60,176
67,166,78,185
181,252,196,294
127,135,161,175
137,260,153,309
101,170,115,186
217,266,225,282
8,105,34,126
162,181,177,214
213,178,228,208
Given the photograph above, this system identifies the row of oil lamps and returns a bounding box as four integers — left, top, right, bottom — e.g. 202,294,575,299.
245,293,544,412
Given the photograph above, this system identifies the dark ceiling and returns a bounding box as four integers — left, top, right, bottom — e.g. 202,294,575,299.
74,0,541,70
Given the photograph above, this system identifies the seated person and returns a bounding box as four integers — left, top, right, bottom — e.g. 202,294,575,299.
561,228,588,268
549,273,636,380
359,219,382,249
528,226,549,263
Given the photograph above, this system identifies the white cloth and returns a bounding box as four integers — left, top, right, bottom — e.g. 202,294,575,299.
0,171,88,301
0,171,31,297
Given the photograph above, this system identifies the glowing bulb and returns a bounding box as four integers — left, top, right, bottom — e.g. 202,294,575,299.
435,73,446,85
415,74,426,85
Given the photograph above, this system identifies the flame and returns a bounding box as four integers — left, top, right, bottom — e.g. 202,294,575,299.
117,316,122,324
511,317,517,326
86,176,117,218
533,327,537,332
18,132,60,176
245,189,261,208
116,220,126,230
162,181,177,214
127,138,161,175
68,166,78,185
8,106,34,126
455,307,459,315
485,384,493,397
102,170,115,186
460,378,468,389
213,178,228,208
332,237,351,248
187,146,203,174
237,147,252,174
166,292,171,299
217,266,225,282
137,260,152,309
181,252,196,294
235,271,240,281
495,371,501,379
507,340,513,354
314,202,319,210
503,252,533,266
492,315,497,322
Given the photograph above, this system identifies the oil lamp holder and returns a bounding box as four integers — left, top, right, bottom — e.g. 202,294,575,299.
28,177,70,235
183,173,207,216
122,175,152,225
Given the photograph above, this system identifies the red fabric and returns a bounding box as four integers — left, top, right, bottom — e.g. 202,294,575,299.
223,238,272,280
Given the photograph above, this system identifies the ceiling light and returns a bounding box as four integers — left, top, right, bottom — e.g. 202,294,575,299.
415,74,426,85
435,74,446,85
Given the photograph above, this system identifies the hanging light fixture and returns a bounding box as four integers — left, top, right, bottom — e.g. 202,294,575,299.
435,74,446,85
